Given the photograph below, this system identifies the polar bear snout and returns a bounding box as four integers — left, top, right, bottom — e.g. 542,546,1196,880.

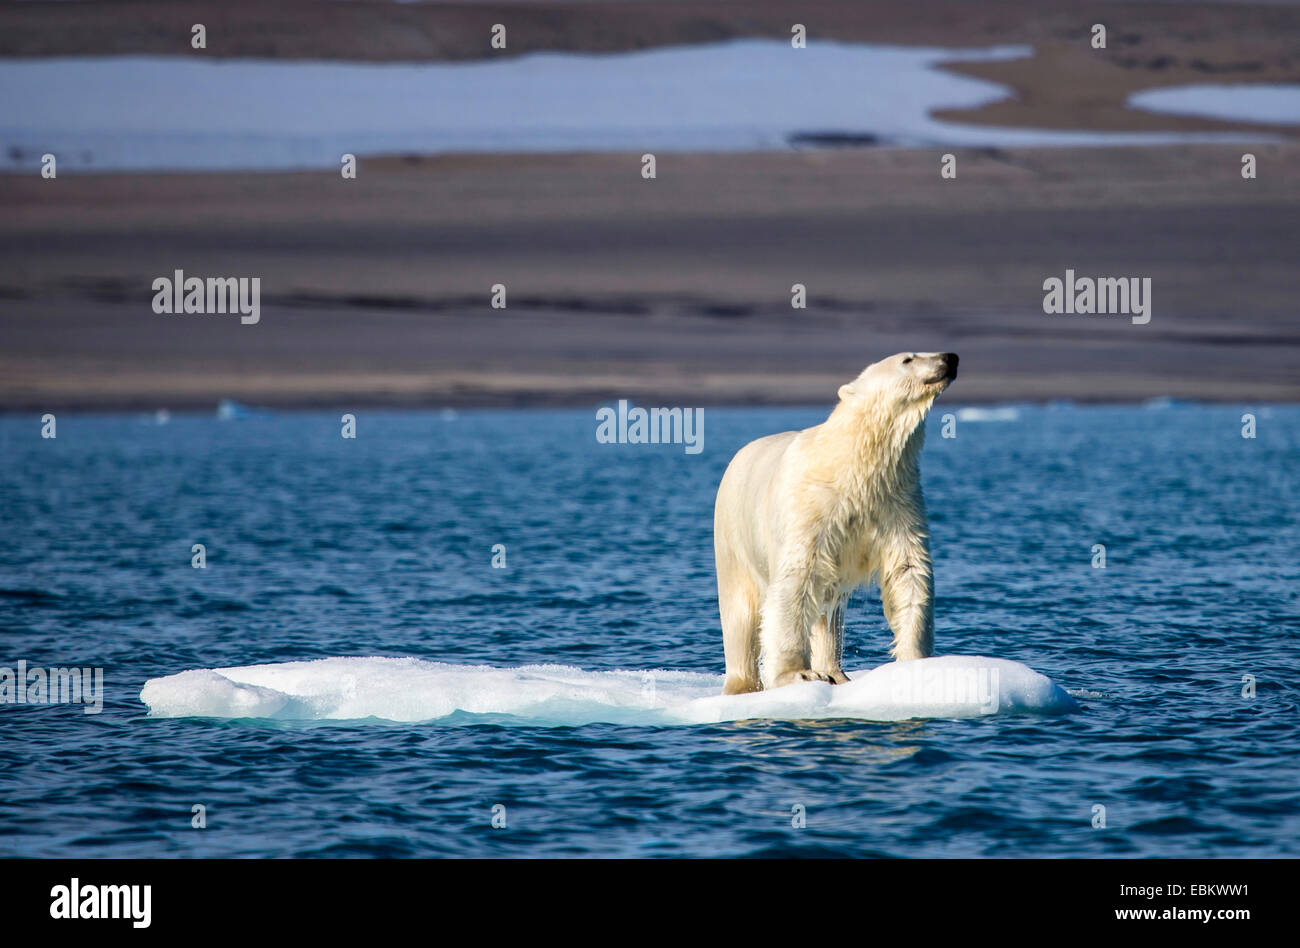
924,352,959,385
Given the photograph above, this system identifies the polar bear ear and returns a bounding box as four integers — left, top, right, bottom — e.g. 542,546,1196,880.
837,382,859,401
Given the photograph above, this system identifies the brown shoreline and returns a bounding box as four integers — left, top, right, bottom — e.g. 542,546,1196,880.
3,145,1297,411
3,1,1297,411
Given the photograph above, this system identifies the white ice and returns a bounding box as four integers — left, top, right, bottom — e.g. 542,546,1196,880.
139,654,1079,726
0,41,1277,172
1128,84,1300,126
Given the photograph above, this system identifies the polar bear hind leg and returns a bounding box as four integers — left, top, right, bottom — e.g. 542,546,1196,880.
719,569,762,695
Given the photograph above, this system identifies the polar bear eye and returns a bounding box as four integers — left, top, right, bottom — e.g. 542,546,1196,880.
902,357,913,365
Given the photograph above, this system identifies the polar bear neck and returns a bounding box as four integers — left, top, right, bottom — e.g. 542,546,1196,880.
823,394,934,499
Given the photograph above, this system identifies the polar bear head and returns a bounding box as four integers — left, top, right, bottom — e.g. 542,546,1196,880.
835,351,959,441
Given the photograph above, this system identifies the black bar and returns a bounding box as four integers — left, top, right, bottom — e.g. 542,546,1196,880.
0,858,1283,934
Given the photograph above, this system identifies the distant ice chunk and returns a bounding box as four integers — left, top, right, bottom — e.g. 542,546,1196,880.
140,655,1078,726
1142,396,1193,410
216,399,270,420
954,406,1020,422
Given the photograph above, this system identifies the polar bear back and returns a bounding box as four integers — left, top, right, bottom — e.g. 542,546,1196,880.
713,427,810,585
714,415,916,596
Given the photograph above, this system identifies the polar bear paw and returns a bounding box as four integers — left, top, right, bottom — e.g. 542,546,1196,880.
771,669,840,688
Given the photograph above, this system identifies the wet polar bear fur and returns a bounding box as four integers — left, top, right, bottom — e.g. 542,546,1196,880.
713,351,958,694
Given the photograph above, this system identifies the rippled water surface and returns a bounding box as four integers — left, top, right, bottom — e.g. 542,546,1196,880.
1,404,1297,857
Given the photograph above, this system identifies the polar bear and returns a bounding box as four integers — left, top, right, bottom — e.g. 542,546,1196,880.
713,351,958,694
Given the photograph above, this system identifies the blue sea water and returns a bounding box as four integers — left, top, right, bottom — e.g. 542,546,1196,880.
0,403,1297,857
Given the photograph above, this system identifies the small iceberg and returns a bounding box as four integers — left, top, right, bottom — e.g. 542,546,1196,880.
139,408,170,425
1142,396,1193,410
140,655,1078,727
216,399,271,420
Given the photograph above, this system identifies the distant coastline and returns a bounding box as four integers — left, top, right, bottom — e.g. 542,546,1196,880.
2,1,1297,410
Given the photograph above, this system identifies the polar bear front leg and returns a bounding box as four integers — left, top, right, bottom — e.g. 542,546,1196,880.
758,555,835,689
809,601,850,684
879,532,934,661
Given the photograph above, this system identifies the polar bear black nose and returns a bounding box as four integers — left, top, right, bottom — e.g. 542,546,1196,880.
942,353,959,379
